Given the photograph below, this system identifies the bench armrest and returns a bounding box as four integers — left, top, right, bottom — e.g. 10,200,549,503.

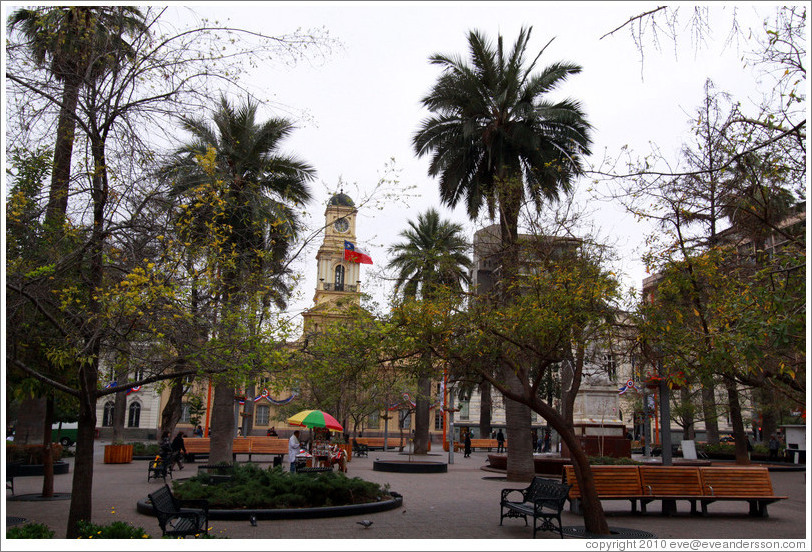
178,499,210,513
501,488,527,502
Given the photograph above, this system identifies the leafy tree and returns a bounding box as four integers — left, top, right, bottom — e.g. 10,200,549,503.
6,8,333,537
161,96,316,463
387,208,471,454
412,24,594,522
7,6,146,228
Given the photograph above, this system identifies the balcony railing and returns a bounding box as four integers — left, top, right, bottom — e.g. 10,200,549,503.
322,283,357,292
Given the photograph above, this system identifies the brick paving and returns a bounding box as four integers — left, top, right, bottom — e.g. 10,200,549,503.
4,440,809,546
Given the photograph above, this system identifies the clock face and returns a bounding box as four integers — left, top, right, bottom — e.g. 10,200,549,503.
333,218,349,233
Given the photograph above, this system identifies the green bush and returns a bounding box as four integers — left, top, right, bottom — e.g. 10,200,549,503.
6,522,55,539
76,520,150,539
588,455,642,465
172,463,390,509
131,442,160,456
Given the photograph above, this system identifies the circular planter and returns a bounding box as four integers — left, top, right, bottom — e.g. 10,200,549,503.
373,460,447,473
7,461,70,477
137,492,402,520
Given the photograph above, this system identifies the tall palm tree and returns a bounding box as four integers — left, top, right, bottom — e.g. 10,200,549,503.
413,26,602,531
162,95,315,463
388,209,472,454
8,6,147,228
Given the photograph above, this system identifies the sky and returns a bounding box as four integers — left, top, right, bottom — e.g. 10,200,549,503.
6,2,797,327
164,1,786,325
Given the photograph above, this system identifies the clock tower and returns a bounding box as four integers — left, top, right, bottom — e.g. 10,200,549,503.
302,191,364,334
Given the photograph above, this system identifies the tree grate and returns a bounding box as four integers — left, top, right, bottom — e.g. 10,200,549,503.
562,526,656,539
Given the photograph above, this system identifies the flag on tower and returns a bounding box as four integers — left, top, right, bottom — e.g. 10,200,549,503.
344,240,373,264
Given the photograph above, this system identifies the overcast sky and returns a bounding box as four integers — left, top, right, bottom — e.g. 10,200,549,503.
194,1,778,324
11,2,790,326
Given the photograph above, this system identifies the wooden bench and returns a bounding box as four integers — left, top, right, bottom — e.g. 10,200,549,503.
698,467,786,517
355,437,389,450
563,465,788,517
352,440,369,457
231,438,251,460
247,437,289,462
456,438,507,451
183,438,210,461
500,476,571,538
147,484,209,538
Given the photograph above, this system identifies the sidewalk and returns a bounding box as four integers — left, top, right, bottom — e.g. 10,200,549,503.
5,441,809,545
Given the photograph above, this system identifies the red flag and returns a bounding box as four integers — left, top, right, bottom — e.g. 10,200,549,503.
344,240,373,264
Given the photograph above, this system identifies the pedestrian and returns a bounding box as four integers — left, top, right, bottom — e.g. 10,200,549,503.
531,430,539,453
543,430,552,453
288,430,301,472
193,425,204,438
496,429,505,453
464,430,472,458
768,434,780,460
171,431,187,470
159,430,172,459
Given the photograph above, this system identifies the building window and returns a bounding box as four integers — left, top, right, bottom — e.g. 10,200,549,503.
127,402,141,428
367,410,379,428
334,265,345,291
459,400,470,420
400,412,411,429
180,403,191,423
255,405,270,426
604,354,617,381
102,401,115,427
434,410,443,430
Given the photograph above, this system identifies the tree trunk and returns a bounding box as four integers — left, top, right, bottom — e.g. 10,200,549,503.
40,394,55,498
478,381,492,438
160,378,184,437
724,374,750,465
503,369,534,482
680,386,695,440
44,76,81,228
700,374,720,444
209,383,236,464
242,385,256,437
66,364,99,538
112,390,127,442
413,373,431,454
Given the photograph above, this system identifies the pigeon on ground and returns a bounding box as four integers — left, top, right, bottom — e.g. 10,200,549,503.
356,520,373,529
249,514,257,526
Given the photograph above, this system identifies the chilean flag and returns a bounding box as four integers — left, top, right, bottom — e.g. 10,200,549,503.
344,240,373,264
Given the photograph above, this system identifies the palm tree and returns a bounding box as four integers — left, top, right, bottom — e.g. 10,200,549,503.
413,26,604,532
387,208,472,455
8,6,146,228
162,95,315,463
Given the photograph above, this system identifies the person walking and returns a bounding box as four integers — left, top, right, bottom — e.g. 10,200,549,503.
288,430,301,472
496,429,505,453
171,431,187,470
463,430,472,458
768,434,780,460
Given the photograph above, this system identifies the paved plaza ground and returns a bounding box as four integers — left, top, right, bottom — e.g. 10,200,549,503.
5,440,810,548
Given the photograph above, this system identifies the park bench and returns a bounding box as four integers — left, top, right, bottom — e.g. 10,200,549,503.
231,438,251,460
182,438,210,461
247,437,289,462
455,438,506,451
147,484,209,538
7,463,19,495
499,476,571,538
352,439,369,457
698,466,786,517
147,454,173,483
563,465,787,517
355,437,388,450
563,464,646,514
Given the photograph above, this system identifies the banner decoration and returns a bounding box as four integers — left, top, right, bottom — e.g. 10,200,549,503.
105,381,141,395
237,390,298,405
618,379,637,395
386,392,442,410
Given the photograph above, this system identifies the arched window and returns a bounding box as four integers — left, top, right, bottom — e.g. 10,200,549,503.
334,265,345,291
180,403,191,423
102,401,115,427
127,401,141,428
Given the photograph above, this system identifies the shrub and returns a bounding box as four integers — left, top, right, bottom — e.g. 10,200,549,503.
588,455,641,465
5,443,63,464
131,442,160,456
6,523,55,539
76,520,150,539
172,462,390,509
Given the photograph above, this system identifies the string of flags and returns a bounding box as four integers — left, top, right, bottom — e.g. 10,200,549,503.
104,381,141,395
236,390,298,405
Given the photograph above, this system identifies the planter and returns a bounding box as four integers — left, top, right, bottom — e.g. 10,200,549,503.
104,444,134,464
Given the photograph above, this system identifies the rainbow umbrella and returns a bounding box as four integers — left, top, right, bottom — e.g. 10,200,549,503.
286,410,344,432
